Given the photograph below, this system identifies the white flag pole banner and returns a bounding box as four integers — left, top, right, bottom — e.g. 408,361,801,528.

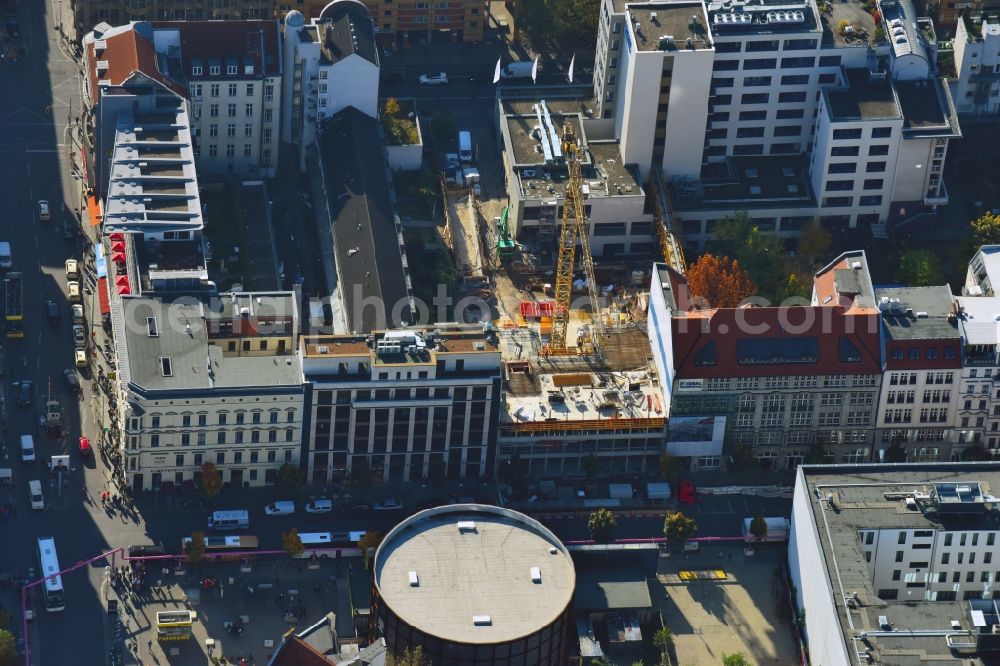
493,57,502,84
567,53,575,83
531,55,539,83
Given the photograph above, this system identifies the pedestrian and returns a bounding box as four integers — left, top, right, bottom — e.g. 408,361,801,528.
147,639,152,654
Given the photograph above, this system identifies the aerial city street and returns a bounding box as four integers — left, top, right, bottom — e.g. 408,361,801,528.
3,0,1000,663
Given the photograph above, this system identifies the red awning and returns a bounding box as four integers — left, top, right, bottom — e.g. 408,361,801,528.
115,275,129,286
109,233,124,242
111,241,126,252
519,301,560,318
116,284,131,295
98,277,110,315
112,252,126,264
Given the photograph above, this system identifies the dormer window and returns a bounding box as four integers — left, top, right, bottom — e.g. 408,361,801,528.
210,65,220,75
227,65,237,75
191,65,202,75
244,65,254,75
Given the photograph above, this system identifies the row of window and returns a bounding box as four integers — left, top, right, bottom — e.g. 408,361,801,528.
141,429,296,447
888,372,955,385
832,126,894,140
827,161,887,175
713,56,837,71
130,409,295,430
191,83,266,99
712,72,838,89
144,448,296,468
822,195,884,208
825,178,885,192
889,346,959,361
714,40,835,56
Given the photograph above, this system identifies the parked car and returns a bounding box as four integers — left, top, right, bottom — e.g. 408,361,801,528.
373,499,403,511
304,499,333,514
71,304,84,323
264,501,295,516
15,380,32,406
72,324,86,346
67,281,80,302
78,436,92,456
62,369,80,393
74,349,88,368
37,200,50,221
418,72,448,85
45,300,60,325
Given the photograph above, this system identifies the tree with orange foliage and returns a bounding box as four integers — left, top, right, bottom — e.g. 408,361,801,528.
685,254,757,308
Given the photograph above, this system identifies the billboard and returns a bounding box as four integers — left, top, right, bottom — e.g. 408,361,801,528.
665,416,726,457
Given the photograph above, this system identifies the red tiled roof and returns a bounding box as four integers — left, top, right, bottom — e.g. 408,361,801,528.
270,636,336,666
149,20,282,79
671,305,882,379
86,26,187,105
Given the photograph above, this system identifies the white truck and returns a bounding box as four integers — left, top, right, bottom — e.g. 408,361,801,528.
742,516,790,542
458,131,473,163
0,242,11,269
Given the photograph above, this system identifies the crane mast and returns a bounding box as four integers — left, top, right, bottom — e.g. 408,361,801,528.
550,123,603,355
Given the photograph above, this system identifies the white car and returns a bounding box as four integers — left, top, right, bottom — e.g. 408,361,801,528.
67,281,81,303
373,498,403,511
419,72,448,85
264,500,295,516
64,259,78,280
304,499,333,514
38,200,50,221
72,324,86,346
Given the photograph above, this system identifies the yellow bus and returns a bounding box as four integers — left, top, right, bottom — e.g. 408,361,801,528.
156,610,196,641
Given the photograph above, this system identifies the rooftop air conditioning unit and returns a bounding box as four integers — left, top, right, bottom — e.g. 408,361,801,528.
458,521,476,532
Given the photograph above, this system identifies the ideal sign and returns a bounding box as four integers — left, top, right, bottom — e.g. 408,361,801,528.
676,379,704,392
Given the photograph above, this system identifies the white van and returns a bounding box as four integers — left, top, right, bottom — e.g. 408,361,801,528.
28,480,44,510
0,242,11,269
64,259,79,281
500,61,535,79
208,509,249,531
304,499,333,514
264,500,295,516
20,435,35,463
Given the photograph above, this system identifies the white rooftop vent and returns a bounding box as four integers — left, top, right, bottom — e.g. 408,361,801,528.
851,261,862,269
96,60,110,72
905,497,917,509
879,615,891,631
408,571,419,587
458,521,476,532
530,567,542,583
952,620,962,630
473,615,492,626
916,311,928,318
549,547,558,554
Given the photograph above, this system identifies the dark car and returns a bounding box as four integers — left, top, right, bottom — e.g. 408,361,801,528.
62,369,80,393
45,300,60,325
15,380,32,406
63,221,75,241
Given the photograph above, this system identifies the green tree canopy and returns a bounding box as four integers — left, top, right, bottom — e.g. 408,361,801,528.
0,628,18,666
275,463,306,495
709,212,786,300
588,508,617,543
185,531,206,563
663,511,698,546
282,528,305,557
386,646,432,666
722,653,751,666
749,514,768,541
896,249,942,287
198,462,222,500
971,212,1000,248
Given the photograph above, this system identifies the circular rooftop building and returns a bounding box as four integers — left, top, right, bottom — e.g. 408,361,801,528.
371,504,576,665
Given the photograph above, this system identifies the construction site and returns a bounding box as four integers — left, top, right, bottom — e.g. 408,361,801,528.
434,93,688,476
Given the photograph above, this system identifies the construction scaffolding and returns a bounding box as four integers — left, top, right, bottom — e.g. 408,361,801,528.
650,170,686,275
500,417,667,434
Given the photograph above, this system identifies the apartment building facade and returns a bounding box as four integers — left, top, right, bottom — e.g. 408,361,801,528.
83,20,282,181
871,286,965,460
300,328,502,484
116,295,304,492
951,14,1000,117
593,0,960,244
281,5,380,167
956,246,1000,455
649,252,884,470
161,20,283,177
276,0,485,45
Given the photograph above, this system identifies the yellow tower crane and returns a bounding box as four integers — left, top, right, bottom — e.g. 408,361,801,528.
550,123,603,355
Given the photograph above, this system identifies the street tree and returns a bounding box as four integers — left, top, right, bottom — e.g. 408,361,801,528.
686,254,757,308
275,463,306,495
710,212,786,299
971,212,1000,247
358,531,385,569
282,528,305,558
658,452,683,481
386,646,432,666
663,511,698,547
185,531,206,563
0,628,18,666
897,249,941,287
653,626,674,659
796,221,832,257
588,508,617,543
722,653,751,666
198,462,222,500
749,514,768,542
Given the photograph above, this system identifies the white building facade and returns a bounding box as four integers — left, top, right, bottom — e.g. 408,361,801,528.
951,15,1000,117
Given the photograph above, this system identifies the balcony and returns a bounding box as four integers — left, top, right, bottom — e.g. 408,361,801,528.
923,180,948,206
